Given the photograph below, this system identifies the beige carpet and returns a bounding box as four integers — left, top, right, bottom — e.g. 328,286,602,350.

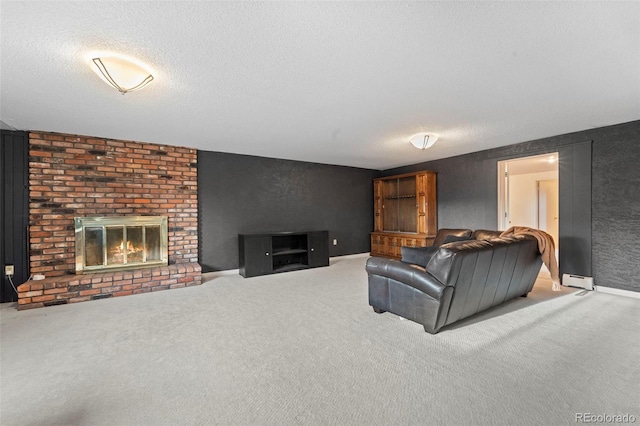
1,256,639,426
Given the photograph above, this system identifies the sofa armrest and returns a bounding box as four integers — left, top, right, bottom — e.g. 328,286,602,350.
366,257,446,300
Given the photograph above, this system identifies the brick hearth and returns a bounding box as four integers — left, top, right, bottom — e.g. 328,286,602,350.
17,263,201,309
17,131,201,310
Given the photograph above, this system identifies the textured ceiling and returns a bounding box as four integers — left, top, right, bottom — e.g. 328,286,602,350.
1,1,638,170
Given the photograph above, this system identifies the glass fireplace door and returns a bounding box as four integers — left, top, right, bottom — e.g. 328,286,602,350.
75,216,168,274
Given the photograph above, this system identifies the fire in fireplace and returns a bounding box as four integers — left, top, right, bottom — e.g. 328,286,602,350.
75,216,168,274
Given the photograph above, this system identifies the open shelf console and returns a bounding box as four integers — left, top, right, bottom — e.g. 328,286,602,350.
239,231,329,278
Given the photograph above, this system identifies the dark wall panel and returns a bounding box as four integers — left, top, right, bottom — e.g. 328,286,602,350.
1,130,29,303
384,120,640,292
592,131,640,292
558,142,592,277
198,151,378,272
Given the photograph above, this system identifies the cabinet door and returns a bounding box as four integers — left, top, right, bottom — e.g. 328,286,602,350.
308,231,329,267
373,180,383,232
403,237,430,249
382,179,399,232
417,172,437,236
371,235,387,256
417,173,427,234
398,176,417,232
402,237,418,248
370,234,381,256
239,235,272,277
385,236,401,258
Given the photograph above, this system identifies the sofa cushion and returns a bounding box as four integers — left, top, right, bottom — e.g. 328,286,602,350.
472,229,503,240
433,228,473,246
443,234,474,244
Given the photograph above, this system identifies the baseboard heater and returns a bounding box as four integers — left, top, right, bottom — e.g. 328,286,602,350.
562,274,594,291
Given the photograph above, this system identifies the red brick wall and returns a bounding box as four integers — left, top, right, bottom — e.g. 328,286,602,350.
28,131,199,277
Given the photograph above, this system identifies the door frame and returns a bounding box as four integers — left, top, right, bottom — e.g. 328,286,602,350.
497,152,559,231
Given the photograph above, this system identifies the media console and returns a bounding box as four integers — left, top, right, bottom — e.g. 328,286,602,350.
238,231,329,278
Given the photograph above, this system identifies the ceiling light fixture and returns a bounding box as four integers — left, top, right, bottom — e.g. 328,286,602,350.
409,133,438,150
91,56,154,94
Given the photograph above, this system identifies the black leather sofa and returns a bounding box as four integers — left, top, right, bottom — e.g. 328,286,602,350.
366,229,542,334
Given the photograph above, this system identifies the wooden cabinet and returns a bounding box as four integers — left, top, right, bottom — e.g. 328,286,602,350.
370,171,437,259
239,231,329,278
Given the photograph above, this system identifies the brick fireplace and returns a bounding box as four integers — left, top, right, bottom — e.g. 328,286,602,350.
16,132,202,309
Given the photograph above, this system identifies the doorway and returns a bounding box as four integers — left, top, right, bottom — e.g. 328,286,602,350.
538,179,559,248
497,153,559,248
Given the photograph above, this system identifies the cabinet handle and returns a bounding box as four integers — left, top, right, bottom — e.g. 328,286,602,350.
311,248,314,251
265,252,269,256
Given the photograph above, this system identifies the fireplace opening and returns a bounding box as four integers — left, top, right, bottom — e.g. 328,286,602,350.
75,216,168,274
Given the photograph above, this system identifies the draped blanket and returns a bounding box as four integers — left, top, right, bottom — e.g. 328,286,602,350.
500,226,561,291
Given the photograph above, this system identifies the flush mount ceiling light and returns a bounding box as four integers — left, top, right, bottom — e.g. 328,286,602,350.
91,56,154,94
409,133,438,150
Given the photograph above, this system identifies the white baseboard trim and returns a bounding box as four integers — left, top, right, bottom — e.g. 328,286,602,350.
202,269,239,281
202,253,371,280
330,252,370,263
595,286,640,300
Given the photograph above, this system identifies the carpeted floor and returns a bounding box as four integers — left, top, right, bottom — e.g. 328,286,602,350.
1,256,639,426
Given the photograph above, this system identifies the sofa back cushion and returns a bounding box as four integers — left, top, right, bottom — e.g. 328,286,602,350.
433,228,473,246
472,229,503,240
442,234,474,244
426,239,492,285
426,235,542,326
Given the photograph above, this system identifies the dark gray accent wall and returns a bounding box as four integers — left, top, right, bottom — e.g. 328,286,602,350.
384,120,640,292
386,155,499,230
1,130,30,302
558,142,592,277
198,151,378,272
592,129,640,292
